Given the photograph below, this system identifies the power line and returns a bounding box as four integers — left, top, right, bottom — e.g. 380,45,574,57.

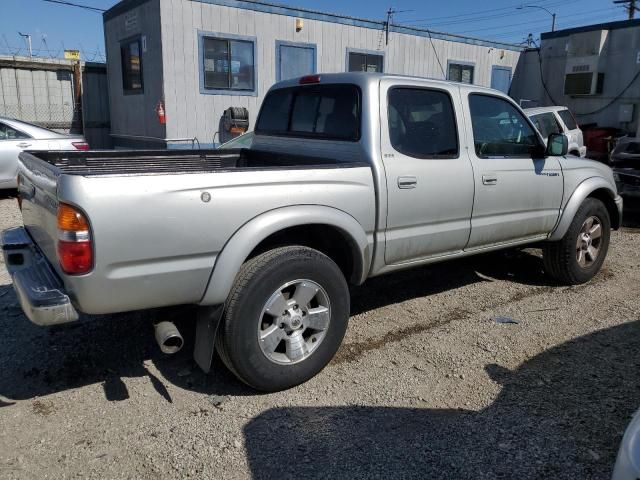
41,0,105,12
456,7,615,37
398,0,564,24
400,0,578,27
426,29,446,79
473,9,624,40
456,7,618,34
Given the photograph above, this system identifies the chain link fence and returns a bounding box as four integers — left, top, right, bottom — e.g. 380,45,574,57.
0,103,79,133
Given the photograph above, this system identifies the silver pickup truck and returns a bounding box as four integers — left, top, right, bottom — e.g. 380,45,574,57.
2,73,623,392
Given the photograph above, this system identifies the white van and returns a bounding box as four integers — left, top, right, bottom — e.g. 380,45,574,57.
525,106,586,157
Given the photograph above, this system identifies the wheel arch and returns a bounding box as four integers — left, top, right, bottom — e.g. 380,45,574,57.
549,177,621,241
199,205,372,306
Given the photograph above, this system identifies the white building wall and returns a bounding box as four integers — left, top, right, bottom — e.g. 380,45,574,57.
157,0,521,146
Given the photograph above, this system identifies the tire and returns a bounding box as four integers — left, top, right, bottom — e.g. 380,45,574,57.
215,246,350,392
543,197,611,285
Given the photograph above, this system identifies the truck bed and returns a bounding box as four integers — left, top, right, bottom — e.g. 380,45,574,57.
17,147,376,315
26,148,366,176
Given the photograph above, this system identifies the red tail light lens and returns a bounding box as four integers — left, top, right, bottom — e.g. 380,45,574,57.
58,241,93,274
72,141,90,151
57,204,93,275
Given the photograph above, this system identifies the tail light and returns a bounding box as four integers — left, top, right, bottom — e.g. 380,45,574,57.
72,141,90,151
57,203,93,275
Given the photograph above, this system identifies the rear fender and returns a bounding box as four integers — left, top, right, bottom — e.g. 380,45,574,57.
199,205,371,306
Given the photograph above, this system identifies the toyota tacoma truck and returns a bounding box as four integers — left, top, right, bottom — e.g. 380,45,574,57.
1,73,623,392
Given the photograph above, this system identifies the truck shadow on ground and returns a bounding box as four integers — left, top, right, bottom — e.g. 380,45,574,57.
244,320,640,480
0,247,560,404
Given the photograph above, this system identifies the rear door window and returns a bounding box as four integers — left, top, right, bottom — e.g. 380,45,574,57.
557,109,578,130
530,113,562,138
388,87,458,158
256,84,360,141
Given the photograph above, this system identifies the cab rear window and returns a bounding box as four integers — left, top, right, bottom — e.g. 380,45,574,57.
255,84,361,141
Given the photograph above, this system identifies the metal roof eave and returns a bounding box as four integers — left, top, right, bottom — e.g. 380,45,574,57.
104,0,524,52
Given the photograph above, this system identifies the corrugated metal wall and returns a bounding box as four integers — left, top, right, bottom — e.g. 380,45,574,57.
0,60,75,131
0,57,111,148
104,0,522,147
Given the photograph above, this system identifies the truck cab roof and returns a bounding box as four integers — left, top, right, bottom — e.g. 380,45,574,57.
270,72,506,97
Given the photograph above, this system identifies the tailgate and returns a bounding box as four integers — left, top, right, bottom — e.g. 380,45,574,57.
17,152,62,272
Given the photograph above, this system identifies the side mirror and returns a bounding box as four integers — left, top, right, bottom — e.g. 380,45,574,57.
546,133,568,157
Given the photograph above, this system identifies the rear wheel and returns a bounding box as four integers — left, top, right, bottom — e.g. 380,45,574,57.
216,246,350,392
543,198,611,285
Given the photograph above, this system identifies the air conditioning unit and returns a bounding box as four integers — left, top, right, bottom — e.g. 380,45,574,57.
563,30,608,96
564,68,605,96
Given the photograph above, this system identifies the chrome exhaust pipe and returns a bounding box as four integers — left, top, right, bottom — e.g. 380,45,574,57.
154,321,184,354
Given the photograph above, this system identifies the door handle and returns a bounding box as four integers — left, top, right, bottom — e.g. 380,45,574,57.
398,176,418,189
482,174,498,186
17,142,32,148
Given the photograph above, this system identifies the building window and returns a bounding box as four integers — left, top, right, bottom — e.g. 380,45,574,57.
448,62,474,84
121,37,143,93
201,35,255,92
347,51,384,73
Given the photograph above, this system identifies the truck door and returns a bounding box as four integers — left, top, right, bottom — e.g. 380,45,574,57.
380,79,474,265
461,92,563,249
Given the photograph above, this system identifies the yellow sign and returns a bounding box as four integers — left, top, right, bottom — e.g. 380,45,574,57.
64,50,80,60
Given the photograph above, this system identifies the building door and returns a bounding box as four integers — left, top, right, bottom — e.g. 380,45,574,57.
490,66,512,93
277,42,316,82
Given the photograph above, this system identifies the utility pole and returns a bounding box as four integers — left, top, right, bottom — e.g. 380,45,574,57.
383,8,412,45
18,32,32,57
614,0,639,19
384,8,395,46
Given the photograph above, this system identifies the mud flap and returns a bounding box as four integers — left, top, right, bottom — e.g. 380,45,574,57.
193,305,224,373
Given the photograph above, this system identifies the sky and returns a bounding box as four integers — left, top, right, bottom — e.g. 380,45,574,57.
0,0,629,60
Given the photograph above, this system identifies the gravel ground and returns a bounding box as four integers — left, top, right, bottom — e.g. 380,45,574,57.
0,191,639,480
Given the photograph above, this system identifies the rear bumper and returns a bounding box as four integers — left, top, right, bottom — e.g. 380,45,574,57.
1,227,79,326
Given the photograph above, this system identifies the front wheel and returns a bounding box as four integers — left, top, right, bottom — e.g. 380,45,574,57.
215,246,350,392
543,198,611,285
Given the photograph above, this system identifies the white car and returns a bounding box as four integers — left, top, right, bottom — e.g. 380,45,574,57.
525,106,587,157
613,408,640,479
0,117,88,189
